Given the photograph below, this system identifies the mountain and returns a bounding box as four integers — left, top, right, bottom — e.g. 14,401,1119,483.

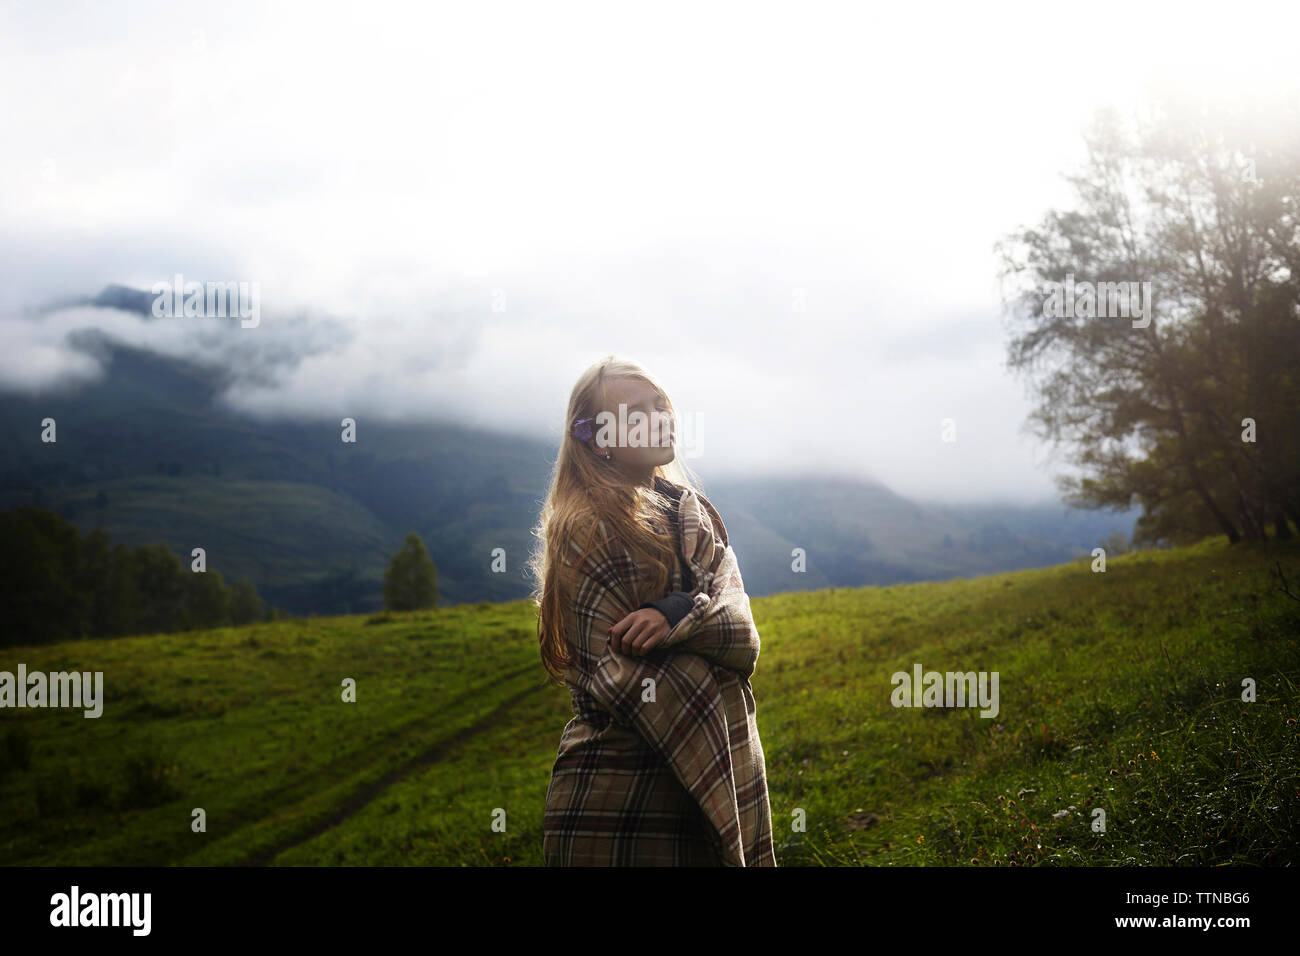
0,330,550,614
692,476,1136,596
0,293,1138,615
90,283,159,316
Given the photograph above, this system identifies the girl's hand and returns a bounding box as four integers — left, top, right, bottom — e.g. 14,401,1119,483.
608,608,670,657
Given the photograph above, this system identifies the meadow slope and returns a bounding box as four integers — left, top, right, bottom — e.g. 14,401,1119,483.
1,535,1296,866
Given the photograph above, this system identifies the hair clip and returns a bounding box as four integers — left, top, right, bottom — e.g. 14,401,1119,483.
572,416,595,441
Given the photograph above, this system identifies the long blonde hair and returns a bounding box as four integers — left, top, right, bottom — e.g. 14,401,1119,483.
527,355,705,684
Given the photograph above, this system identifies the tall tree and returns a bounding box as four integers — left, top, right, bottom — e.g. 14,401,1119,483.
383,532,438,611
997,95,1300,546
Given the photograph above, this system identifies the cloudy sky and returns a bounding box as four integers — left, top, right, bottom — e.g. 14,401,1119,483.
2,0,1296,502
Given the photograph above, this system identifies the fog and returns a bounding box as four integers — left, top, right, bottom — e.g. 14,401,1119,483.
2,0,1294,501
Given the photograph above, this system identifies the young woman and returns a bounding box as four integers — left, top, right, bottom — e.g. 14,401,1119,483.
528,354,776,866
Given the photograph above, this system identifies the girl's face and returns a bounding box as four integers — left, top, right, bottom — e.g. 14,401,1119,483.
591,377,676,477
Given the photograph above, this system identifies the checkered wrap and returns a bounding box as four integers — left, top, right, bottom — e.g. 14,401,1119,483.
542,478,776,866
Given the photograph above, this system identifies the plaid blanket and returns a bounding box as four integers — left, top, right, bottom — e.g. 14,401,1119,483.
542,478,776,866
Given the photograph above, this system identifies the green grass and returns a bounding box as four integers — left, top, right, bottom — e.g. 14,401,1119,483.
1,535,1297,866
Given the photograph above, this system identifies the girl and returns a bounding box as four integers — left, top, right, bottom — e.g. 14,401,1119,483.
528,355,776,866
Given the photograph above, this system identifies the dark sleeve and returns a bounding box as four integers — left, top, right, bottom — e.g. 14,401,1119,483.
637,590,695,628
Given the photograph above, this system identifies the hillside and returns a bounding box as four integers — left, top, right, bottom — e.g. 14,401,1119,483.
704,476,1135,595
0,334,549,612
1,535,1295,866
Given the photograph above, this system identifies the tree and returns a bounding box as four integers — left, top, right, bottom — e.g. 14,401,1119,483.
78,527,114,636
0,506,270,643
230,576,265,625
0,507,85,645
187,567,233,630
383,532,438,611
1101,531,1130,556
133,544,191,634
997,94,1300,546
104,542,142,637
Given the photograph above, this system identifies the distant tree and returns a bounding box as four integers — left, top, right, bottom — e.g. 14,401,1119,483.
0,507,273,643
1101,531,1131,556
104,542,142,637
230,576,265,625
133,544,190,634
383,532,438,611
187,567,233,629
0,507,85,645
78,527,114,636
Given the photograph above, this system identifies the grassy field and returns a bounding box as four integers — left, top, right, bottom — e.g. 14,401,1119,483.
2,535,1297,866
